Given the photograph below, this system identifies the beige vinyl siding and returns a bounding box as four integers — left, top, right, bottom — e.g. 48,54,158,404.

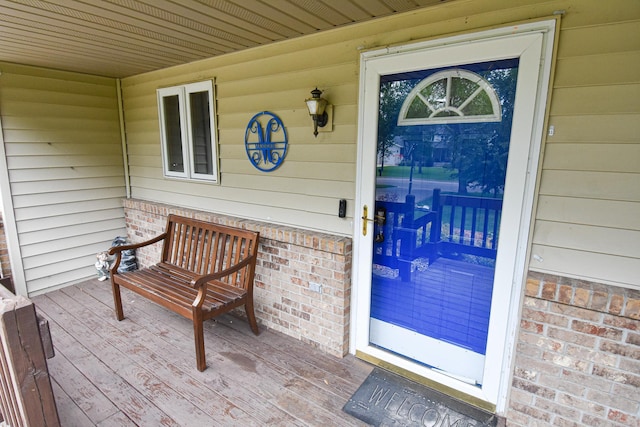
121,0,640,289
0,63,126,295
121,41,360,234
530,2,640,289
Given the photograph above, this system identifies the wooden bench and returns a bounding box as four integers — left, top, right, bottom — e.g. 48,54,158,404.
108,215,260,371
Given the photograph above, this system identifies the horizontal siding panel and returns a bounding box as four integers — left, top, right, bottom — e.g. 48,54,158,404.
0,100,119,120
559,0,640,28
216,174,354,199
0,62,115,85
121,118,158,134
2,116,119,132
557,20,640,58
220,159,355,181
6,143,122,158
20,228,123,259
216,64,357,101
547,114,640,143
532,220,640,258
11,177,125,196
132,187,353,236
0,72,117,96
554,51,640,88
9,166,125,182
27,266,101,295
128,154,161,168
22,241,119,270
17,208,126,233
538,170,640,202
119,104,158,122
529,244,639,290
19,218,125,246
3,129,119,144
7,155,124,169
130,176,345,216
12,187,127,209
14,198,126,221
550,84,640,116
1,87,118,108
536,195,640,231
127,165,161,179
123,130,159,147
126,143,161,157
542,143,640,173
121,92,157,111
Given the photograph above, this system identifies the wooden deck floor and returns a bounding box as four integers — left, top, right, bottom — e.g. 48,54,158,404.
32,279,373,426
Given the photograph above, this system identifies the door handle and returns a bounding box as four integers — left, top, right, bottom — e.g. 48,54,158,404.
362,205,386,236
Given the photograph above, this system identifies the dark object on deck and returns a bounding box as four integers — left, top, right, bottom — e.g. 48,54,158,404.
108,215,260,371
111,235,138,273
0,285,59,426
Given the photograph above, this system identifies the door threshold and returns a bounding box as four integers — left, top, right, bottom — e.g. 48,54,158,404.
355,350,496,414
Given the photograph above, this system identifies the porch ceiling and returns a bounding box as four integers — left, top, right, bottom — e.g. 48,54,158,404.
0,0,446,78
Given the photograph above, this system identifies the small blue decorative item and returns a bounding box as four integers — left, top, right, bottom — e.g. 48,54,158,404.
245,111,288,172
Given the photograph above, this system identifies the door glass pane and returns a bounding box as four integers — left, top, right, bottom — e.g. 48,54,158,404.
189,90,213,175
162,94,184,173
370,59,519,383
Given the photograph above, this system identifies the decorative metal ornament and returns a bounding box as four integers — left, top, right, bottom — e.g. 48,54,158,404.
245,111,288,172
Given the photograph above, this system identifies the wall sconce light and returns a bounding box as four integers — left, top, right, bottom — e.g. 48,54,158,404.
305,88,329,137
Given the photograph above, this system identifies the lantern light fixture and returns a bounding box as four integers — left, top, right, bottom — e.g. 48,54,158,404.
305,88,329,137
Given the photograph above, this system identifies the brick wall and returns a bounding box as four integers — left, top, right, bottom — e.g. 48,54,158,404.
508,273,640,426
121,199,353,357
0,213,11,279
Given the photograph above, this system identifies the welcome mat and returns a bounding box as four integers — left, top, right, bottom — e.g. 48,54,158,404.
343,368,499,427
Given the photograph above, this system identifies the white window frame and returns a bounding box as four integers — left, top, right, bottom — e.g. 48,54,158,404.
157,80,219,183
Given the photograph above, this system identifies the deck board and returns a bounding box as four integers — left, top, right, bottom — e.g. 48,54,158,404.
32,279,372,426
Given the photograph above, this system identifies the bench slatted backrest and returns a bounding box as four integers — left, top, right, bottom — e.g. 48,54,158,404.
162,215,258,288
436,193,502,259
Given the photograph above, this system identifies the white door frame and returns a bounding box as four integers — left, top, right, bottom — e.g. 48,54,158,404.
350,20,556,411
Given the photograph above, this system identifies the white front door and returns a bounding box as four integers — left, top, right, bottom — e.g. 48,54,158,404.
352,21,556,408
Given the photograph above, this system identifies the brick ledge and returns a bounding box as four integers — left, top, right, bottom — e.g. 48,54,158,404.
526,272,640,320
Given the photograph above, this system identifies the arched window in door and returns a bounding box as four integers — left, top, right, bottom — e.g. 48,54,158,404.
397,69,501,126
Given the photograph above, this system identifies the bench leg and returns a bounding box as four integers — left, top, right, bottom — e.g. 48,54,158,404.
245,300,259,335
193,311,206,371
111,281,125,321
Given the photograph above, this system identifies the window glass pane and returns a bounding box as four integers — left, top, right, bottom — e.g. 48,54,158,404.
162,95,184,172
189,91,213,175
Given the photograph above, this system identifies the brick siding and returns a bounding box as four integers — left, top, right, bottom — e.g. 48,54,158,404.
508,273,640,426
121,199,353,357
0,213,11,279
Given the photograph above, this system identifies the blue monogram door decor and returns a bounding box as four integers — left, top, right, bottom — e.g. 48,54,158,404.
245,112,288,172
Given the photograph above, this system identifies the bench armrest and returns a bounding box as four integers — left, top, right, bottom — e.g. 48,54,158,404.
190,255,256,308
108,233,168,255
191,255,255,289
108,232,168,273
